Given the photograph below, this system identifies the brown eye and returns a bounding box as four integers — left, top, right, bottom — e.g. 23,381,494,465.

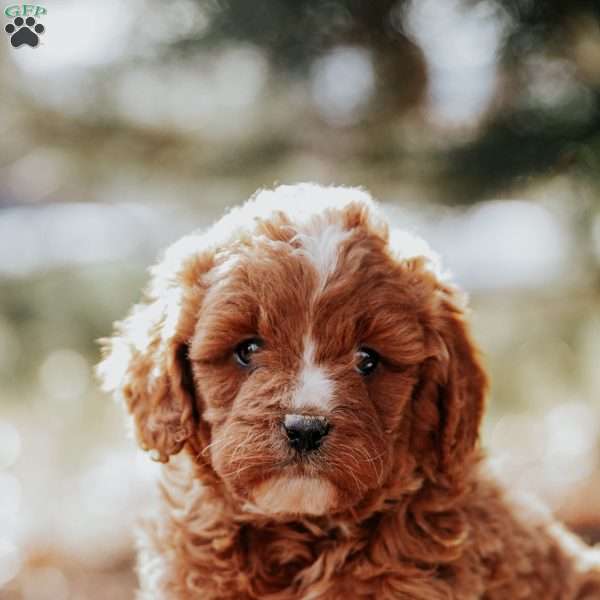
234,338,262,367
355,347,379,376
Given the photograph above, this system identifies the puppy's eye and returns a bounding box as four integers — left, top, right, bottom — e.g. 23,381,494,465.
234,338,263,367
355,347,379,376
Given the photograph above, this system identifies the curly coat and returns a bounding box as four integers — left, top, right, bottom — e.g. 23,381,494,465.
98,184,600,599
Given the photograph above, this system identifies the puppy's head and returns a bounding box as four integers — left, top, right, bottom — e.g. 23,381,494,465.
98,184,487,517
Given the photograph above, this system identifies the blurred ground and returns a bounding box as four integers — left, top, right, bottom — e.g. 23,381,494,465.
1,1,600,598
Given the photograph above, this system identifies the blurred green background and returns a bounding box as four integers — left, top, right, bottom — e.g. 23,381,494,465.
1,1,600,598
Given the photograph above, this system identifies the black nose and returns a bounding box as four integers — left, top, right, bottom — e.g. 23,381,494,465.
284,414,330,453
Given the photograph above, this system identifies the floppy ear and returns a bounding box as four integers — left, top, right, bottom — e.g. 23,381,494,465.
97,236,213,463
412,284,488,481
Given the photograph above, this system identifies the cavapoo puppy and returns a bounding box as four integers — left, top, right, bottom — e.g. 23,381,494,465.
98,184,600,599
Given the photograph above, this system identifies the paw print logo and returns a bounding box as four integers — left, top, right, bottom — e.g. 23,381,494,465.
5,16,45,48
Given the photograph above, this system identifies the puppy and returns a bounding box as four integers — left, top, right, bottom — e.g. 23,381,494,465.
98,184,600,599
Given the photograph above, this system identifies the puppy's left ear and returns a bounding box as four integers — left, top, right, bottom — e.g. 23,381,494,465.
414,283,488,479
97,237,212,462
435,287,487,472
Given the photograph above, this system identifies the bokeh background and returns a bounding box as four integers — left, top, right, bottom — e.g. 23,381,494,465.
1,1,600,598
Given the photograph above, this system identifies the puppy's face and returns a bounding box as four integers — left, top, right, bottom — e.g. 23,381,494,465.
99,186,486,518
189,220,430,515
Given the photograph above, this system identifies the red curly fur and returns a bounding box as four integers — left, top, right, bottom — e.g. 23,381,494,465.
98,184,600,599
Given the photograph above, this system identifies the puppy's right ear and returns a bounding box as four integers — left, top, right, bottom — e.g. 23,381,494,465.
97,235,214,462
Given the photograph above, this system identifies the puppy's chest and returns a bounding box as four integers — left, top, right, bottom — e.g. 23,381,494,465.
235,524,354,595
181,524,456,600
176,523,365,598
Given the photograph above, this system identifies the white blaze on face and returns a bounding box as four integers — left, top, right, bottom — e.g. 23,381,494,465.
291,339,334,412
288,220,347,413
294,221,350,288
253,476,336,515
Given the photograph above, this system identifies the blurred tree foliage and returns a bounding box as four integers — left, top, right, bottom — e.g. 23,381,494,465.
451,0,600,198
186,0,427,108
172,0,600,199
9,0,599,205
